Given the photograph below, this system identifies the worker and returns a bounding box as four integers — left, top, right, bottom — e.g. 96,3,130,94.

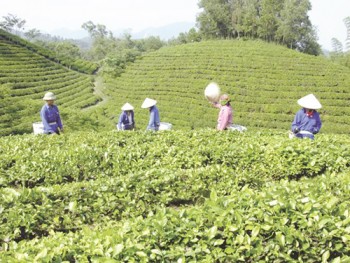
212,94,233,130
291,94,322,139
117,103,135,130
40,92,63,135
141,98,160,131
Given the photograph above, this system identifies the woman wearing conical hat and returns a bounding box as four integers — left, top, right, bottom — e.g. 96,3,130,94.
117,103,135,130
141,98,160,131
40,92,63,135
291,94,322,139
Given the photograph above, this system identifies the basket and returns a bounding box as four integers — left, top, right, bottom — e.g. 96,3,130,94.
159,122,172,130
33,122,44,134
227,124,247,132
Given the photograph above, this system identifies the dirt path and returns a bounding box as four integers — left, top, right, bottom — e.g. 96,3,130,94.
83,76,109,111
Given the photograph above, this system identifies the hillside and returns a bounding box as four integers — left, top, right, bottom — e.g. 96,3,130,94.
101,40,350,133
0,29,100,136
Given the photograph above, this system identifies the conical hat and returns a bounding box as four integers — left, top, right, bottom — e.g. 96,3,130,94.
297,94,322,109
204,82,220,102
121,103,134,111
141,98,157,108
43,92,56,100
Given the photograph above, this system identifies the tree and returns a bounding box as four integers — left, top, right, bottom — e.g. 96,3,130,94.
0,14,26,34
196,0,320,54
240,0,260,39
168,28,202,45
258,0,284,42
141,36,165,51
276,0,320,55
331,38,343,54
82,21,110,39
344,17,350,52
197,0,233,38
24,28,41,40
82,21,117,60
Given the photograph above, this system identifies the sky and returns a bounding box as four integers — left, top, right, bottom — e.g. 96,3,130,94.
0,0,349,51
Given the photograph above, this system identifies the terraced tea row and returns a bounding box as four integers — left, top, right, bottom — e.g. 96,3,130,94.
0,30,100,135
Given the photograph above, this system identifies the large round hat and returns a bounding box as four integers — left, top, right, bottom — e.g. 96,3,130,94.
43,92,56,101
121,103,134,111
141,98,157,108
297,94,322,109
204,82,220,102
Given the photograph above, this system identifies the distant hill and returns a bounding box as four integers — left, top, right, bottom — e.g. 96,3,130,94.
47,22,196,41
131,22,196,40
100,40,350,134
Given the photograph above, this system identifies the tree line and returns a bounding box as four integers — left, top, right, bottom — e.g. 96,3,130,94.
196,0,320,55
1,3,350,71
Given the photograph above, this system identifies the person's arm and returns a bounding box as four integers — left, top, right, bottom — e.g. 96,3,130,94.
56,106,63,131
131,111,136,128
117,113,124,130
40,106,54,133
147,110,155,130
291,110,301,133
313,113,322,134
211,102,221,109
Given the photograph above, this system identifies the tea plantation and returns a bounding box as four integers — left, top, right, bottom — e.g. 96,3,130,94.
1,31,350,262
0,130,350,262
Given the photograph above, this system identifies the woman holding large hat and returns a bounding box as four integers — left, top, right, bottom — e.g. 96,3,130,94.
141,98,160,131
40,91,63,135
291,94,322,139
117,103,135,130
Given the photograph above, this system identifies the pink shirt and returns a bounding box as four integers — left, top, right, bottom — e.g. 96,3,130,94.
214,104,233,130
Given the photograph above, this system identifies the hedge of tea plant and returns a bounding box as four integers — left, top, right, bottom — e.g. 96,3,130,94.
1,130,350,261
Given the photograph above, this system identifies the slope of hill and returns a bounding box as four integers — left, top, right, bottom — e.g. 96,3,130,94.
102,40,350,133
0,30,100,136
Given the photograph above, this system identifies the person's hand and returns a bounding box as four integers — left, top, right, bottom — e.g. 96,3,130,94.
293,127,300,134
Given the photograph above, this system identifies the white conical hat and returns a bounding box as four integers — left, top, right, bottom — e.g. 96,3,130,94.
204,82,220,102
297,94,322,109
43,92,56,100
141,98,157,108
121,103,134,111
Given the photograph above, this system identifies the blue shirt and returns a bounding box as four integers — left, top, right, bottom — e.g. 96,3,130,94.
117,111,135,130
291,108,322,139
40,104,63,134
147,106,160,131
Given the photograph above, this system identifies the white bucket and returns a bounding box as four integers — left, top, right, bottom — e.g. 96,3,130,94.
33,122,44,134
159,122,172,130
228,124,247,132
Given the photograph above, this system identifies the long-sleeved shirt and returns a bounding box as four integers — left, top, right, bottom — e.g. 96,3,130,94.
213,103,233,130
40,104,63,134
291,108,322,139
147,106,160,131
117,111,135,130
